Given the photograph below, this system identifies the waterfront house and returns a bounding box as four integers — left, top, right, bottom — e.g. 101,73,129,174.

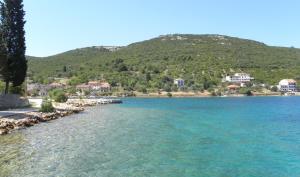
224,73,253,83
278,79,297,92
76,84,91,91
76,81,111,93
88,81,111,92
88,81,101,90
174,78,185,88
99,82,111,92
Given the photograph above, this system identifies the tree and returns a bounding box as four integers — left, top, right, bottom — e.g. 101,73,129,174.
0,2,9,94
145,72,151,82
63,65,67,72
203,77,210,90
0,0,27,94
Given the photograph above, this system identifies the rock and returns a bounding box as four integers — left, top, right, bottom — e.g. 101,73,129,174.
0,102,85,135
0,128,9,135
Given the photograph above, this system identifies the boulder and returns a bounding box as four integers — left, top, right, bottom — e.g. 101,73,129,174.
0,128,9,135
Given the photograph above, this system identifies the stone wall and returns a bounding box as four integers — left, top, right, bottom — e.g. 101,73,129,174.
0,94,30,110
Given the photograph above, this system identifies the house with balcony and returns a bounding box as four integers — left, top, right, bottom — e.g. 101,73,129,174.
223,73,254,84
278,79,297,92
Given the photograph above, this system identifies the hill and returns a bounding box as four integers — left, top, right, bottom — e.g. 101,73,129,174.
28,34,300,91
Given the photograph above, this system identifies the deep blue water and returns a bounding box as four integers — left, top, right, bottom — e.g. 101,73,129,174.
1,97,300,177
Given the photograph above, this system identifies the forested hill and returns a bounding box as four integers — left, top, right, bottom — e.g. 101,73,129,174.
28,34,300,91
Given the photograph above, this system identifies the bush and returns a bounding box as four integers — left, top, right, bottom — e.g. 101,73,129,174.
246,90,253,96
0,81,4,93
240,88,253,96
9,86,24,95
49,89,68,103
271,86,278,92
40,99,54,113
54,92,68,103
167,92,172,98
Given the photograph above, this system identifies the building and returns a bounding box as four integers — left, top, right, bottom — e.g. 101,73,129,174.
76,81,111,93
76,84,91,92
99,82,111,92
27,83,50,96
88,81,101,91
224,73,253,83
174,78,185,88
278,79,297,92
49,82,64,89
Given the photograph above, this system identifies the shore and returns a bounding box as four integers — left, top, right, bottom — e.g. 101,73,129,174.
133,91,295,98
0,98,121,135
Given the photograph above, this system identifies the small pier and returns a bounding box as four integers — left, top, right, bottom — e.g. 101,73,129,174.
96,98,123,104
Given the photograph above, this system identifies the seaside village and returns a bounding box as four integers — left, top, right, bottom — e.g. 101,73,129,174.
27,80,112,97
26,73,298,97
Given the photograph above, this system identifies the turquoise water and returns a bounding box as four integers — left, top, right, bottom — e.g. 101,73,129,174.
1,97,300,177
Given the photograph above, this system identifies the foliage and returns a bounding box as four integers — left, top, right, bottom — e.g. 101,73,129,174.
0,0,27,94
239,88,253,96
0,81,4,92
271,86,278,92
39,98,54,113
49,89,68,103
167,92,172,97
27,35,300,91
9,85,24,95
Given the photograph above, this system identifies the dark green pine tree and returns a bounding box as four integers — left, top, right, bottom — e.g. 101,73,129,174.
0,2,9,94
0,0,27,94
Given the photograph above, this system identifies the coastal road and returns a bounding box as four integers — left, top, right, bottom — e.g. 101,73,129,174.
0,108,38,119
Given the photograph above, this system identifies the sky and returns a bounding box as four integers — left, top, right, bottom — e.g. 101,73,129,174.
23,0,300,57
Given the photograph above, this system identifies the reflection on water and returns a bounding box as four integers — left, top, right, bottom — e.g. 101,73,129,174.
0,133,27,177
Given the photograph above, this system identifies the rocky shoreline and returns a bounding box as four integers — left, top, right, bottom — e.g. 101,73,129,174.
0,107,84,135
0,98,123,135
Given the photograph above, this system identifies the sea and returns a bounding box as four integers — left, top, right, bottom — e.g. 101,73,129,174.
1,97,300,177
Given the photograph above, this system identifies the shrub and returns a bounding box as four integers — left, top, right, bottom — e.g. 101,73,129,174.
167,92,172,98
271,86,278,92
54,92,68,103
49,89,68,103
240,88,253,96
9,86,24,95
246,90,253,96
40,99,54,113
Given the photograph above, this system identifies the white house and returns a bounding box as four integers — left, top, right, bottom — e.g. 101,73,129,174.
27,83,50,96
278,79,297,92
88,81,101,91
99,82,111,92
77,81,112,93
224,73,253,83
174,78,185,88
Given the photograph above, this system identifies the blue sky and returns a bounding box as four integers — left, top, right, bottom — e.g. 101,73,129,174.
24,0,300,57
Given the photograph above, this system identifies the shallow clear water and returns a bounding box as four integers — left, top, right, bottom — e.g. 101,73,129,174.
1,97,300,177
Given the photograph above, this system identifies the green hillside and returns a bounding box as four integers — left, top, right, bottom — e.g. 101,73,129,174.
28,34,300,91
